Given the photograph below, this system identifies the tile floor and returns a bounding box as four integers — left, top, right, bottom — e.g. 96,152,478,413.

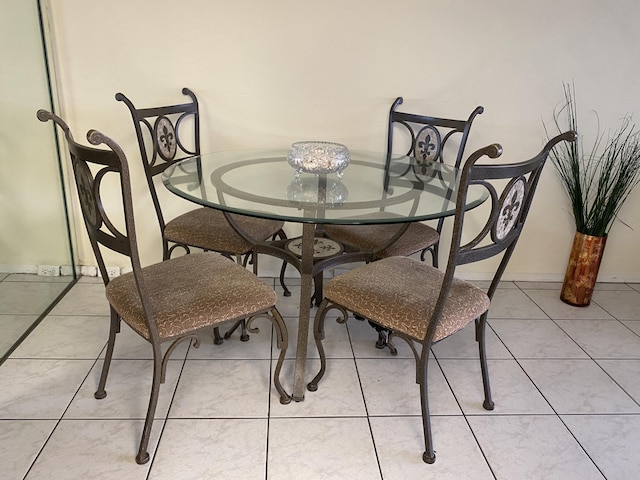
0,273,74,359
1,276,640,479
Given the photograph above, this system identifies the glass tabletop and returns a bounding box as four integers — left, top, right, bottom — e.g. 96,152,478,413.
162,149,488,225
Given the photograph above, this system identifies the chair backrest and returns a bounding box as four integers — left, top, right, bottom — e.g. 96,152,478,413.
384,97,484,220
387,97,484,169
36,110,147,292
116,88,200,230
426,130,577,341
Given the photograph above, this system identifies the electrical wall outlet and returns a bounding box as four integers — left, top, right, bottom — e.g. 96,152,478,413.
103,266,120,278
37,265,60,276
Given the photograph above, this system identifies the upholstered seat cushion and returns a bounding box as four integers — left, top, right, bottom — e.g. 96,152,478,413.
105,252,277,341
323,256,489,342
324,217,439,258
164,208,284,256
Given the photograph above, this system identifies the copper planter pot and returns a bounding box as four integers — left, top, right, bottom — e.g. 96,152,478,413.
560,232,607,307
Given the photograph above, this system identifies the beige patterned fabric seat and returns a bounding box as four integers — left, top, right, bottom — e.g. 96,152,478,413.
308,131,577,465
164,207,283,256
324,220,440,259
38,109,291,466
106,252,278,341
323,256,489,343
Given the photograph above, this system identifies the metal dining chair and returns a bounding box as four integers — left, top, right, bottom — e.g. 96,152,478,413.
324,97,484,352
37,109,291,464
307,130,577,464
116,88,288,343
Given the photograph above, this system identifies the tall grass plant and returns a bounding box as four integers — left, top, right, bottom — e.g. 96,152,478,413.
545,83,640,237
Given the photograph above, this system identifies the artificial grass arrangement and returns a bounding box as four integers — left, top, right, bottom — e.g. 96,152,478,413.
546,83,640,237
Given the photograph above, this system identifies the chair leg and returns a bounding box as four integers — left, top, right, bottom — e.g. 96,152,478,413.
367,320,398,356
94,309,119,400
279,260,291,297
476,315,495,410
213,327,224,345
307,298,331,391
136,344,163,465
419,353,436,464
223,320,250,341
311,272,330,307
270,228,290,296
269,307,292,404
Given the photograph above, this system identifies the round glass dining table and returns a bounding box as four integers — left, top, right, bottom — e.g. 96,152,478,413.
162,149,488,400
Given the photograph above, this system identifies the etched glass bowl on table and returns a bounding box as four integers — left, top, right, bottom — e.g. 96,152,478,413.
287,141,351,179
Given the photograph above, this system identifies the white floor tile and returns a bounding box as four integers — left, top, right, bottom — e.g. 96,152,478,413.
371,416,494,480
0,359,93,418
432,321,512,359
467,415,604,480
556,319,640,358
519,359,640,414
0,282,68,315
65,359,183,420
489,318,588,358
48,283,109,316
596,359,640,402
357,358,461,416
268,417,381,480
0,420,57,480
169,359,274,418
24,419,160,479
271,359,367,417
10,315,108,359
487,289,548,319
523,289,614,320
592,290,640,320
440,358,553,414
150,419,267,480
562,414,640,480
0,314,37,355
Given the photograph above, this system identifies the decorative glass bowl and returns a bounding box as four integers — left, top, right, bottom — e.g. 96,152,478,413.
287,141,350,178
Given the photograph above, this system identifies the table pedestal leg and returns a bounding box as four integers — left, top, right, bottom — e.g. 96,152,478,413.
292,222,316,401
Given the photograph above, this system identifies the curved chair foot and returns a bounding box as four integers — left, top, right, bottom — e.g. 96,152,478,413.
373,327,398,356
307,382,318,392
483,399,495,410
223,320,251,342
423,451,436,464
280,394,292,405
136,452,150,465
94,390,107,400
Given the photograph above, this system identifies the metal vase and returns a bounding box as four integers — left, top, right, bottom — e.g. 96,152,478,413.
560,232,607,306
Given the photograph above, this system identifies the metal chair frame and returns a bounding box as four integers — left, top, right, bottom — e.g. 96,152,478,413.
308,130,577,463
116,88,288,342
37,109,291,464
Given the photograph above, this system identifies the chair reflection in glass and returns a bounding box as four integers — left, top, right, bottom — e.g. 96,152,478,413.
308,131,577,463
116,88,287,343
37,110,290,464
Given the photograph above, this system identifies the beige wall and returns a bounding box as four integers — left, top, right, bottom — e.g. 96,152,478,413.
0,0,72,270
43,0,640,280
